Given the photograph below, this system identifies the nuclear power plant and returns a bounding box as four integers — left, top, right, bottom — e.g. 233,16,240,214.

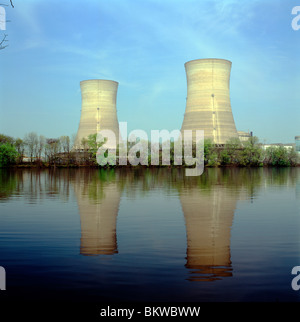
181,59,239,144
74,79,120,149
73,59,245,151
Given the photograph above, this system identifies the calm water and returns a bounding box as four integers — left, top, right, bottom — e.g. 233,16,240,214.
0,167,299,304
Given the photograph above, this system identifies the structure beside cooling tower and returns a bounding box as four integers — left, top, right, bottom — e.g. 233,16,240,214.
181,59,238,144
74,79,120,149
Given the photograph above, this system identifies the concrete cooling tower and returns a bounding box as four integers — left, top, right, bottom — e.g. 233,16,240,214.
181,59,238,144
74,79,120,149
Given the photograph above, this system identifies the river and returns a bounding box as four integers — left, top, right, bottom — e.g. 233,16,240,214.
0,167,299,304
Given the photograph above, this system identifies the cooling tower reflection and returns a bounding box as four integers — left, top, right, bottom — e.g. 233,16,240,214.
180,171,244,282
72,170,121,256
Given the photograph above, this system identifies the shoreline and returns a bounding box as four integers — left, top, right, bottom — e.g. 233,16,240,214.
1,163,300,169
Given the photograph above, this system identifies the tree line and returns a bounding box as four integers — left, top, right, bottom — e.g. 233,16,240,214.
204,137,298,167
0,132,75,166
0,132,299,168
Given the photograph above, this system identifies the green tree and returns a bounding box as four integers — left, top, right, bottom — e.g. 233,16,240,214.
287,148,299,166
266,146,291,166
239,136,263,166
204,139,219,167
220,137,242,165
14,138,25,164
0,143,18,167
0,134,14,145
88,133,116,166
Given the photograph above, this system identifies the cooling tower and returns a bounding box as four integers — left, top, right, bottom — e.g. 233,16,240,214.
74,79,120,149
181,59,238,144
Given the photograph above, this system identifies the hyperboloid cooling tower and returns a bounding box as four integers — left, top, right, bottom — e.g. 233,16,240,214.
181,59,238,144
74,79,120,149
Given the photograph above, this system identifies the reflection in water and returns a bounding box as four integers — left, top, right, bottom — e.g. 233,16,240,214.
72,170,121,256
0,167,299,278
180,186,238,281
296,174,300,200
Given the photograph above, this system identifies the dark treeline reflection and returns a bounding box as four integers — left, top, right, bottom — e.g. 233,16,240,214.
0,167,299,281
1,167,299,202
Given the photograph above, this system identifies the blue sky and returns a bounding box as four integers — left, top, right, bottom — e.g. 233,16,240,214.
0,0,299,143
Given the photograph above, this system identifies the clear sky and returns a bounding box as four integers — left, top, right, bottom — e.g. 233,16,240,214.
0,0,299,144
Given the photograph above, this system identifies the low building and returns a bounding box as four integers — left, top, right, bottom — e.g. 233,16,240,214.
261,143,295,150
238,131,252,142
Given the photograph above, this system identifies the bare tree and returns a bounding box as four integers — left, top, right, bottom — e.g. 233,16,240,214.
24,132,39,162
37,135,46,161
45,138,61,165
70,133,77,150
1,1,14,8
60,135,71,164
81,137,90,164
0,33,8,50
0,0,14,50
60,136,70,154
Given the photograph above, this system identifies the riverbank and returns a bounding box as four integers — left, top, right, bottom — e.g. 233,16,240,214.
2,162,300,169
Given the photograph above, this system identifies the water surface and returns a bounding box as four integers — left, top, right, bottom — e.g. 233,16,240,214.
0,167,299,303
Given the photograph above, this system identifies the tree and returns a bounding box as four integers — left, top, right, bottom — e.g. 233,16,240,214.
45,138,61,165
14,138,25,163
24,132,39,162
265,146,294,166
287,148,299,166
203,138,219,167
87,134,98,155
0,1,14,50
0,133,14,145
0,34,8,50
80,137,90,164
60,135,70,164
220,137,242,165
37,135,46,161
70,133,77,150
239,136,263,166
0,143,17,166
60,135,70,154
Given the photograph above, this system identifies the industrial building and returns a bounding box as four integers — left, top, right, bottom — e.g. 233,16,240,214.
238,131,252,142
261,143,295,151
181,58,239,145
74,79,120,149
